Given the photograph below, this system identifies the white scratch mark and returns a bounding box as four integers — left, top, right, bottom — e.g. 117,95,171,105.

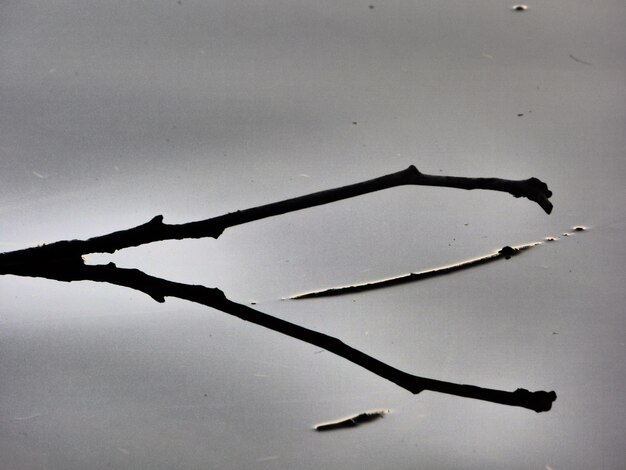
256,456,278,462
117,448,130,455
13,413,42,421
32,171,49,179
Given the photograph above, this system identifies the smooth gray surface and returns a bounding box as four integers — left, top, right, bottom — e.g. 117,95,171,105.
2,1,625,469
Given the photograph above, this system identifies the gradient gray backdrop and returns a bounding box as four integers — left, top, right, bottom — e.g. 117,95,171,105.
2,1,625,469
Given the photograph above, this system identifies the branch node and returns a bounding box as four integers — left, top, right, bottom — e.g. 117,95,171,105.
498,246,518,259
407,164,421,175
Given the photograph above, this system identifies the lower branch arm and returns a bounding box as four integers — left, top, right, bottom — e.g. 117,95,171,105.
15,262,556,413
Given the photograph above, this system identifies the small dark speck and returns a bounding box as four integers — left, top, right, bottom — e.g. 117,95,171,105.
352,121,358,125
369,5,375,9
569,54,592,66
517,113,524,117
204,393,208,397
512,4,528,11
177,0,182,4
250,301,257,305
552,332,558,335
573,226,586,232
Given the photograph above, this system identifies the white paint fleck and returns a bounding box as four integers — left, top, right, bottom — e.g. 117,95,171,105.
13,413,42,421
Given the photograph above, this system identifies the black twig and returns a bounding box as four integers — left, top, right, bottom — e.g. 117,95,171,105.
11,261,556,413
0,166,552,272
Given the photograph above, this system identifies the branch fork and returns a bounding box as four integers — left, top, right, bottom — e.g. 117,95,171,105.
0,165,556,413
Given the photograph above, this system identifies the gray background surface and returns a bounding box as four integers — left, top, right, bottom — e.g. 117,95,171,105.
1,1,625,468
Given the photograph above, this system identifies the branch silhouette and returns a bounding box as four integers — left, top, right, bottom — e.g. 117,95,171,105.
7,261,556,412
0,165,552,271
0,165,556,413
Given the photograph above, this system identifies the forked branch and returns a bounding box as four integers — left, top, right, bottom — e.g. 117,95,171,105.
0,165,556,413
